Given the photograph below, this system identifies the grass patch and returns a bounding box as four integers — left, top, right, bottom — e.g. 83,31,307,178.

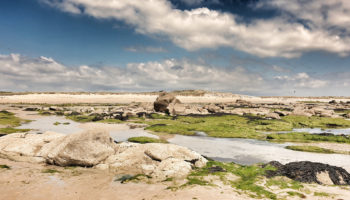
267,132,350,143
0,127,31,134
287,191,306,198
266,177,303,190
144,115,267,139
0,164,10,169
53,122,61,126
99,119,123,124
0,110,28,126
127,136,168,144
66,115,95,123
286,145,336,154
282,115,350,129
314,192,330,197
42,169,60,174
185,161,278,199
142,114,350,141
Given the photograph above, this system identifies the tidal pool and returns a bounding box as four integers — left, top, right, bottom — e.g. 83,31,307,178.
18,116,350,171
18,116,159,141
18,116,83,134
168,134,350,171
289,128,350,135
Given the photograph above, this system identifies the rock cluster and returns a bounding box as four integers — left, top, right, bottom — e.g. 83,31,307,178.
265,161,350,185
0,130,207,180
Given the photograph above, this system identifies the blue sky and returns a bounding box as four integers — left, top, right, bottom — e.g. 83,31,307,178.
0,0,350,96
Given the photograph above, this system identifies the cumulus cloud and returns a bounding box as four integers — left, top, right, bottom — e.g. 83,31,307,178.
39,0,350,58
0,54,265,93
274,72,328,89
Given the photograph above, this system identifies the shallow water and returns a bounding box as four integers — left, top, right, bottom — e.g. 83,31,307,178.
19,116,159,141
19,116,350,170
169,134,350,171
18,116,83,134
290,128,350,135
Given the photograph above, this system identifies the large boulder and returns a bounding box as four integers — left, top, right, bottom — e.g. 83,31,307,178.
153,92,181,114
40,130,117,167
0,130,208,180
292,106,313,117
266,112,281,120
265,161,350,185
0,132,64,163
105,143,207,180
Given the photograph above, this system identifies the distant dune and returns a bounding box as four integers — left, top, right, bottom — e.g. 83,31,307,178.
0,90,350,104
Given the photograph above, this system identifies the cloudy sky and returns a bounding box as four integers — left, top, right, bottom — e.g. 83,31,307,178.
1,0,350,96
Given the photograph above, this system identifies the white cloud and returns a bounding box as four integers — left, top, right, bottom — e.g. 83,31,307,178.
2,54,349,95
274,72,328,89
40,0,350,58
0,54,264,93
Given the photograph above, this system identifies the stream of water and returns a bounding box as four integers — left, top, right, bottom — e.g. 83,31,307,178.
19,116,350,171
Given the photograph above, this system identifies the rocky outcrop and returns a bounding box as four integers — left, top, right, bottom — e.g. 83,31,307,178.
0,130,207,180
105,143,207,180
291,106,313,117
266,112,281,120
153,92,181,114
265,161,350,185
40,130,117,167
0,131,64,163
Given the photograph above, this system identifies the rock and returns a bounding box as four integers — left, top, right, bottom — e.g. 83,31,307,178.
235,99,252,106
153,158,192,179
0,132,64,163
95,163,109,170
329,100,337,104
292,106,313,117
266,112,281,120
40,130,117,167
206,104,221,113
168,103,186,116
274,110,289,116
346,113,350,119
0,130,207,180
264,161,350,185
23,107,39,111
106,143,207,180
153,92,181,114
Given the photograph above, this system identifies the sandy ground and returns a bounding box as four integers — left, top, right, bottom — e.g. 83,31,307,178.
1,93,350,104
0,158,349,200
0,158,252,200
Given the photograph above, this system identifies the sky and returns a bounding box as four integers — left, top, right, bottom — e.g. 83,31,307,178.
0,0,350,96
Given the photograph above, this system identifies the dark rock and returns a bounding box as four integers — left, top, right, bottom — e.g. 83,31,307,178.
264,161,350,185
329,100,337,104
153,92,181,113
316,132,334,136
209,165,226,173
68,111,81,116
23,108,39,111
